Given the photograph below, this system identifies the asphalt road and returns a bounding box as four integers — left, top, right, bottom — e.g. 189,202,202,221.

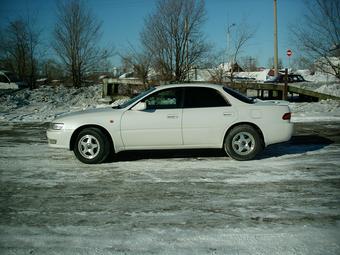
0,122,339,254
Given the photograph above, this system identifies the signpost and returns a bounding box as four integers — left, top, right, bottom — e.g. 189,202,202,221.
286,49,292,70
284,49,292,101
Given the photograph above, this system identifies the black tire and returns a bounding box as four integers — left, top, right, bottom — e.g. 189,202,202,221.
224,125,263,161
73,128,110,164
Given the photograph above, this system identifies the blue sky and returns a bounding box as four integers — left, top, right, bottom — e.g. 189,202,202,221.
0,0,305,68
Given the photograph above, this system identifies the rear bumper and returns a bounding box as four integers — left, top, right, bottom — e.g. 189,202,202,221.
264,122,294,146
46,129,74,149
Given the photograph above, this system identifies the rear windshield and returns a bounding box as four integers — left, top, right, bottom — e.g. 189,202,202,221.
223,86,254,104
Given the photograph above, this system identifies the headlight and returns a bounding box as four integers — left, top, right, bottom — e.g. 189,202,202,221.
49,123,64,130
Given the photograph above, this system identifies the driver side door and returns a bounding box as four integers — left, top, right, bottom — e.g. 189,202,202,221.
120,88,184,149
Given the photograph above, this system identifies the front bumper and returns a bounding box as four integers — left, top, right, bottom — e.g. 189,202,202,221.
46,129,74,149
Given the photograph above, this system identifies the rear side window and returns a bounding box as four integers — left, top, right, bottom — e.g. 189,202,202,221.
184,87,230,108
223,87,254,104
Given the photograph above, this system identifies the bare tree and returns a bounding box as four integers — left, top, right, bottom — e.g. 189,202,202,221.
0,17,41,89
207,50,230,84
240,56,258,71
122,52,151,85
26,17,41,89
121,47,152,85
40,58,64,81
121,56,134,74
208,66,228,84
140,0,209,82
267,57,283,70
227,22,256,81
53,0,111,87
291,56,314,71
291,0,340,78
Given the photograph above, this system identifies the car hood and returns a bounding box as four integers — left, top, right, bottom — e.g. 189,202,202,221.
53,107,122,123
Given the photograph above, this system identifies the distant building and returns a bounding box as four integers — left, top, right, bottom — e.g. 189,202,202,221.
218,62,244,72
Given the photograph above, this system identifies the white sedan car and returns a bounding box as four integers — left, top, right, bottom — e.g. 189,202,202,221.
47,84,293,163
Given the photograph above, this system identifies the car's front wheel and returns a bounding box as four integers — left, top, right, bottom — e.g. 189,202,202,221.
74,128,110,164
224,125,263,161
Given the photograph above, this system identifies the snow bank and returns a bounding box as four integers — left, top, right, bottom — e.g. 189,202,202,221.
1,83,340,123
290,81,340,97
0,83,19,90
315,83,340,97
296,70,339,83
290,99,340,123
0,85,117,122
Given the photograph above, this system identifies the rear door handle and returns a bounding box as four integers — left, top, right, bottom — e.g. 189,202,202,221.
223,112,233,116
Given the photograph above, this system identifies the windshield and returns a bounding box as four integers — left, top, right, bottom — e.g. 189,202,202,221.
223,86,254,104
115,87,156,109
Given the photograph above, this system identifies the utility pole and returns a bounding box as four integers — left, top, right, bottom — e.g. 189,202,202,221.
274,0,279,77
227,23,236,66
185,17,189,82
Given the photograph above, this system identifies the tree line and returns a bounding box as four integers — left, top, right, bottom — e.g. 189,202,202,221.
0,0,338,89
0,0,111,89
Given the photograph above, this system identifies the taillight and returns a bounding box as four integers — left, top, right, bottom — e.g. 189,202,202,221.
282,112,291,120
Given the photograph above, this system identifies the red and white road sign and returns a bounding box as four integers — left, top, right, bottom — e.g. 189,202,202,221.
287,49,292,57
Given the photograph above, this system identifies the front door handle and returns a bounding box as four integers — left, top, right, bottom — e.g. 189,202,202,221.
167,114,179,119
223,112,233,116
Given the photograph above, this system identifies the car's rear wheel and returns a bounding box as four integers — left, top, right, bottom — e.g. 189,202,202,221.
224,125,263,161
74,128,110,164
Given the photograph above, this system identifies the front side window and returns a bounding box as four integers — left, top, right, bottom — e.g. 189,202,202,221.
143,88,183,109
184,87,230,108
118,87,156,109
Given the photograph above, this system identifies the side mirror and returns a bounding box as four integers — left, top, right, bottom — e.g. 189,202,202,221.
132,101,147,111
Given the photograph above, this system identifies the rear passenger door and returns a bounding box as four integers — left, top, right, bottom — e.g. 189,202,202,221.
182,87,236,147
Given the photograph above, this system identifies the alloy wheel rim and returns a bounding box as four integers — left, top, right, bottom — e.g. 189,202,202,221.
78,135,100,159
231,131,255,156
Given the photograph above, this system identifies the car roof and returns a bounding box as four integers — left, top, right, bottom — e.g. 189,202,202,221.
155,83,224,91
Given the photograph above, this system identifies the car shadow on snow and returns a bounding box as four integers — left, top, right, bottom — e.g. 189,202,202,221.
107,135,333,162
110,149,226,162
258,135,334,159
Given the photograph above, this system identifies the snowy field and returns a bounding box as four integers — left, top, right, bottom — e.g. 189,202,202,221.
0,122,340,254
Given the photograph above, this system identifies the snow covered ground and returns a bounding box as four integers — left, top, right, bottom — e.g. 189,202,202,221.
295,70,339,83
0,82,340,254
0,122,340,254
